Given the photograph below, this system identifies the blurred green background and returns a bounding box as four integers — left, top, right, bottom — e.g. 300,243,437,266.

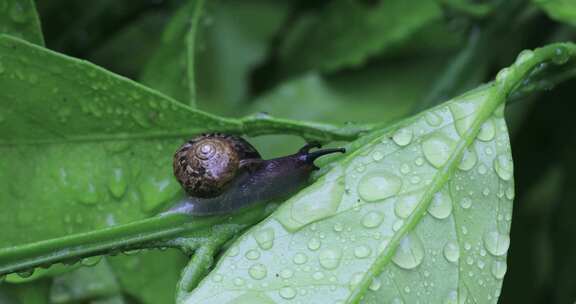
1,0,575,303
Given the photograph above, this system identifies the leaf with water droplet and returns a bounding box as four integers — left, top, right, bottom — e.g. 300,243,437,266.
183,62,515,303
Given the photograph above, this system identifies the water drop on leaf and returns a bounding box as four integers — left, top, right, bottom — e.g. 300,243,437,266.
357,171,402,202
392,234,424,269
422,135,455,168
392,128,413,146
483,231,510,256
443,241,460,263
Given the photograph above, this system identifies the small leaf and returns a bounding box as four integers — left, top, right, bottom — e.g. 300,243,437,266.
184,82,514,303
533,0,576,26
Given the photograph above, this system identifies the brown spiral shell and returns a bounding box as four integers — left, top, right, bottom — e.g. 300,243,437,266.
173,133,261,198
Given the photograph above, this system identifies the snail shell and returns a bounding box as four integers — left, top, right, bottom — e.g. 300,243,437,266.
173,133,261,198
169,134,345,216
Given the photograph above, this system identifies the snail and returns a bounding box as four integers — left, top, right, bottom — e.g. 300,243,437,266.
168,133,345,216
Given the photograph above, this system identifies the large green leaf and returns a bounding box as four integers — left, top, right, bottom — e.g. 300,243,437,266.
0,34,199,302
0,34,234,249
184,83,514,303
0,0,43,45
533,0,576,26
278,0,441,75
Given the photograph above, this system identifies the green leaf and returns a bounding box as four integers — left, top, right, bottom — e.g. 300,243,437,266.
0,33,365,278
108,250,187,304
141,0,291,114
140,0,204,105
278,0,441,75
184,81,514,303
0,34,232,249
533,0,576,26
182,42,576,303
0,0,44,45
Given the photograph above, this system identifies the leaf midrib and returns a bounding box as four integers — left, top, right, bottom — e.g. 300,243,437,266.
346,90,504,303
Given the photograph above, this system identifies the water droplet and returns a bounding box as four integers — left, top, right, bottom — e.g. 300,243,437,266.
466,256,474,265
494,154,513,181
392,234,424,269
395,195,418,219
81,256,102,267
249,263,267,280
391,298,404,304
482,188,490,196
496,68,510,82
362,211,384,228
400,163,411,174
369,277,382,291
108,168,127,198
313,271,325,280
17,269,34,278
333,222,344,232
392,128,413,146
422,135,455,168
280,268,294,279
483,231,510,256
245,249,260,260
372,151,384,161
460,197,472,209
515,50,534,64
458,148,477,171
349,273,364,289
234,277,245,287
449,101,476,136
491,261,507,279
254,228,275,250
319,248,342,270
279,287,297,299
443,241,460,263
477,164,487,175
505,186,515,200
425,112,443,127
293,253,308,265
358,171,402,202
227,246,239,257
354,245,372,259
477,260,485,269
415,157,425,166
393,219,404,231
308,238,321,251
477,119,496,141
428,191,453,219
445,290,458,304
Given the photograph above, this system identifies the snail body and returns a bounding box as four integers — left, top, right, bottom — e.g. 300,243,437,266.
169,133,344,216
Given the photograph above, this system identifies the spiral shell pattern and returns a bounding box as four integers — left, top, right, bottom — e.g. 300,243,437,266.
173,133,260,198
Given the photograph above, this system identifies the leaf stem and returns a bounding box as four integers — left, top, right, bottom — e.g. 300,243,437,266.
185,0,206,107
0,205,269,276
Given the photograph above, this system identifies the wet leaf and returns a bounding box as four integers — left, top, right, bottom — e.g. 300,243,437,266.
183,77,514,303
